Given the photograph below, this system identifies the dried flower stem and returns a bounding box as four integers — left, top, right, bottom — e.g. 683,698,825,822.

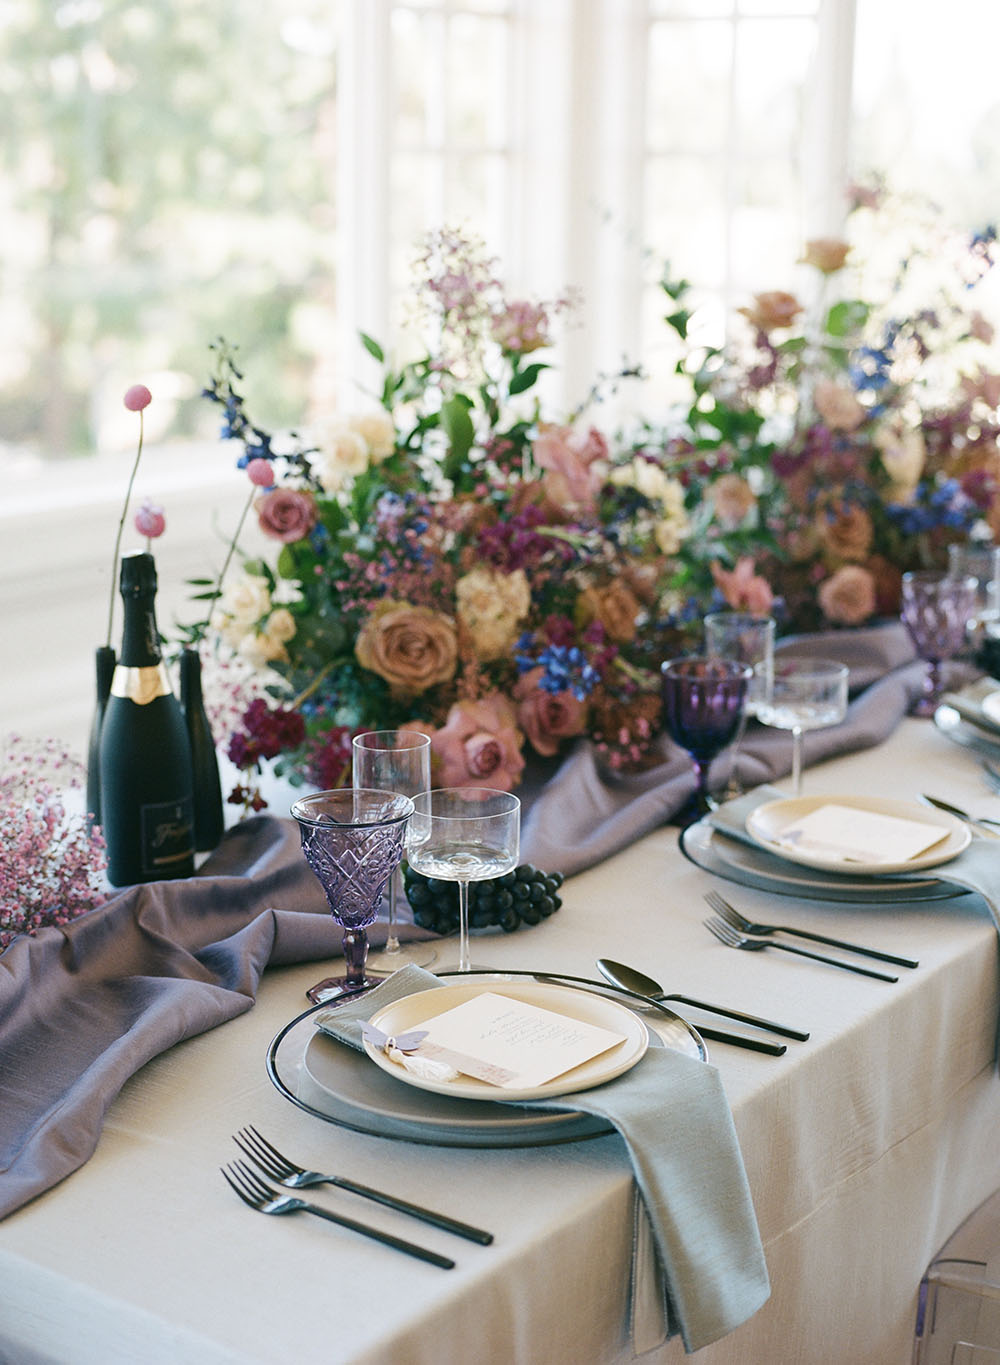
106,408,145,648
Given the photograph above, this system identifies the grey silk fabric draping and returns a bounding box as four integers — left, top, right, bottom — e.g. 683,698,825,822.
0,621,942,1226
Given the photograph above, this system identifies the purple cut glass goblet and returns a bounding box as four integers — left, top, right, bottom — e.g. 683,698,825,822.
901,571,978,717
660,657,751,820
291,788,414,1005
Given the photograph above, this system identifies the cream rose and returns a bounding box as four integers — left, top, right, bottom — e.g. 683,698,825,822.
314,423,370,493
355,601,459,696
350,410,396,464
455,567,531,662
876,420,926,497
211,573,273,649
264,607,297,645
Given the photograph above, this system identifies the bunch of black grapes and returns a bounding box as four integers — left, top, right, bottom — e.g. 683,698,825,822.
403,864,564,936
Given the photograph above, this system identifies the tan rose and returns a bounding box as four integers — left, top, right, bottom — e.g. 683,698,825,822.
455,567,531,661
800,238,850,273
264,608,297,645
738,290,803,333
355,601,458,696
818,565,877,626
815,497,874,562
578,581,642,644
709,473,757,528
813,379,866,432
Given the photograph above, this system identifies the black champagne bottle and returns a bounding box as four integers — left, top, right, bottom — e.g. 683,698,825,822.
179,647,225,853
99,551,195,886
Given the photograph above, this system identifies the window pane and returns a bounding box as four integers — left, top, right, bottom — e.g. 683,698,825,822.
1,0,340,458
647,20,734,152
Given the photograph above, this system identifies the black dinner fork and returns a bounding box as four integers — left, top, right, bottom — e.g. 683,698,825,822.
704,889,919,969
220,1160,455,1269
703,914,899,982
233,1126,493,1245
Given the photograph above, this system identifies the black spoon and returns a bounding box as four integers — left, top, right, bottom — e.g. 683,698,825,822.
597,958,810,1042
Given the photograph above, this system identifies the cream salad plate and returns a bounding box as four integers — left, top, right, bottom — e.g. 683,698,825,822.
360,979,650,1103
745,794,970,876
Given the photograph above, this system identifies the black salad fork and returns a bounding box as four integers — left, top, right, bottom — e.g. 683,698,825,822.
220,1160,455,1268
233,1126,492,1244
703,914,899,982
704,890,919,969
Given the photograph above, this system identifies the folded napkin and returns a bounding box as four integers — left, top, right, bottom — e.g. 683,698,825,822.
522,622,934,876
318,966,770,1355
0,816,435,1222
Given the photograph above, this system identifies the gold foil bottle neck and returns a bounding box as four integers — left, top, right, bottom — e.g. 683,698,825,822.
110,663,172,705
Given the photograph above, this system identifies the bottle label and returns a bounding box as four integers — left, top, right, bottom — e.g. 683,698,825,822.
111,663,173,705
141,797,195,875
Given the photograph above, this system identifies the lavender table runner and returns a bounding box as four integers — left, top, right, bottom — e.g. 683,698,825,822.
0,817,386,1221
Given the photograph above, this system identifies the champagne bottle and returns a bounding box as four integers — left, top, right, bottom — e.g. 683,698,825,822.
179,647,225,853
99,551,195,886
85,644,116,824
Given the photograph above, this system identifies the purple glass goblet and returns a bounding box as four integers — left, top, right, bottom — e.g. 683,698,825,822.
660,657,751,820
901,571,978,717
291,788,414,1005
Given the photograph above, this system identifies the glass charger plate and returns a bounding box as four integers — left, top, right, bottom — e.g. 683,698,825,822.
680,814,968,903
267,971,706,1149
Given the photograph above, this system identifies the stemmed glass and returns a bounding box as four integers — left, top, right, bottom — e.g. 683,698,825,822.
901,571,979,717
754,657,849,795
352,730,436,971
704,612,775,799
660,657,751,821
291,788,414,1005
407,787,520,974
946,543,1000,644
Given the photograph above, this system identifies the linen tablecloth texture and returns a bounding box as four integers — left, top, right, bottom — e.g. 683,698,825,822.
316,965,770,1355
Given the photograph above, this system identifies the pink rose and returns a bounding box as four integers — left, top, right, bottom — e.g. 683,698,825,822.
430,695,525,790
514,667,588,757
532,423,608,514
255,488,317,543
710,557,775,615
817,564,877,626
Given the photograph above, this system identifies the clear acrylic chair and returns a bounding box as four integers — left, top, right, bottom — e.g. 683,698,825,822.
915,1190,1000,1364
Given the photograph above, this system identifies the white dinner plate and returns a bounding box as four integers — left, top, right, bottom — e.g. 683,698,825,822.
745,794,970,875
362,979,649,1103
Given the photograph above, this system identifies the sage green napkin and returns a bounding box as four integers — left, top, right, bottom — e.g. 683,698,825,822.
317,965,770,1355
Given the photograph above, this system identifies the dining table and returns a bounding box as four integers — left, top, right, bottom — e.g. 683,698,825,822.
2,696,1000,1364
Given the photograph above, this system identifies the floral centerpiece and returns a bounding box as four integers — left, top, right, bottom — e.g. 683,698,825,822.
191,190,999,805
658,183,999,632
192,229,716,800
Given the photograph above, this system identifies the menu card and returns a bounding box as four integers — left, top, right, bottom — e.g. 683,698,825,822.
410,992,625,1090
773,803,949,864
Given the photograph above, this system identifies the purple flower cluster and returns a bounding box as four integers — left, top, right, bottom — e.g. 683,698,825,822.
0,737,107,951
227,698,307,771
477,505,574,572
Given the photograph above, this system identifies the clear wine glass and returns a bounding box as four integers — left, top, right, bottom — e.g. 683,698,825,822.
901,570,979,716
407,787,520,973
352,729,436,971
703,612,775,799
291,788,414,1005
754,657,849,795
945,543,1000,646
660,656,752,821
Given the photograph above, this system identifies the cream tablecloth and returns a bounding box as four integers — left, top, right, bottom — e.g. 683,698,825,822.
2,717,999,1364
